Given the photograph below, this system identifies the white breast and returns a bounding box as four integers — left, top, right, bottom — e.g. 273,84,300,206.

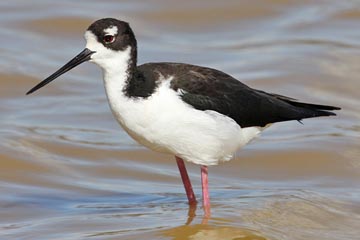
104,75,262,166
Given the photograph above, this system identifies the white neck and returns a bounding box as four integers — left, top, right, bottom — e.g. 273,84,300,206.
101,46,132,94
98,47,133,123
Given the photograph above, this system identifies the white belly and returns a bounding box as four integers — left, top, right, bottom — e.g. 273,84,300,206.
105,80,262,166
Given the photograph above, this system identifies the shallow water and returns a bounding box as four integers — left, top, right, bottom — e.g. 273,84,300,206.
1,0,359,239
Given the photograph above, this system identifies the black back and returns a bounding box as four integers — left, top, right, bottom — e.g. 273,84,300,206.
137,62,340,128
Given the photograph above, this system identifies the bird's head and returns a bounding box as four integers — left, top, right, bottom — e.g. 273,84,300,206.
26,18,136,95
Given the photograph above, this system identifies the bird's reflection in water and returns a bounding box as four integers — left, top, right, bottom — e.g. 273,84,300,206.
177,204,268,240
163,221,268,240
185,203,210,225
185,203,197,225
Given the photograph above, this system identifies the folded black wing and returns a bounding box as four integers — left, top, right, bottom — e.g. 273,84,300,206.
168,64,339,128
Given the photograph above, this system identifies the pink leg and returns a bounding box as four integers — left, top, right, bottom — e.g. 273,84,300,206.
201,165,211,217
175,156,197,205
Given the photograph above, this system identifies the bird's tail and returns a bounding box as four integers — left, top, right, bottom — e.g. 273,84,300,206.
275,94,341,118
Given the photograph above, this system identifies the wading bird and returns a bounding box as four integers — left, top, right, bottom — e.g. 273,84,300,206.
27,18,340,216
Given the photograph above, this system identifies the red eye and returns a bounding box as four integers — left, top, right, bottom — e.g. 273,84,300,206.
103,35,115,43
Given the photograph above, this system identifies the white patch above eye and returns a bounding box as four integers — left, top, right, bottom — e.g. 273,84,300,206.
104,26,118,36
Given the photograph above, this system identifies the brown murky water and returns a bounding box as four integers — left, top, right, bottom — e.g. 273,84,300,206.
1,1,359,239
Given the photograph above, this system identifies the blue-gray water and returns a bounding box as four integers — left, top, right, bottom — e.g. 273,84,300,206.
0,1,359,239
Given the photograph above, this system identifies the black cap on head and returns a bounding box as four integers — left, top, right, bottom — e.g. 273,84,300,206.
87,18,137,51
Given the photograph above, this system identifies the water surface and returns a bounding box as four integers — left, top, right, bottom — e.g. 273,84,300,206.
1,1,359,239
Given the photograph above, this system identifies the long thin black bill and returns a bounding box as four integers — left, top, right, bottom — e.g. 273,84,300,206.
26,48,95,95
